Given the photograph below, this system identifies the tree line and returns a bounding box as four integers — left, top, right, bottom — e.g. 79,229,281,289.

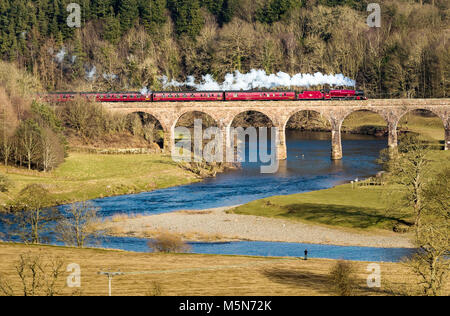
0,0,448,98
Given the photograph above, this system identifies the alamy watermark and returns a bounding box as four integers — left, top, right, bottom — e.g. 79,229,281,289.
366,263,381,288
67,263,81,288
67,3,81,28
172,120,279,174
367,3,381,28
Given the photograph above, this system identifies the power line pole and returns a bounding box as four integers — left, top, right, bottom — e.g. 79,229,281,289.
98,271,124,296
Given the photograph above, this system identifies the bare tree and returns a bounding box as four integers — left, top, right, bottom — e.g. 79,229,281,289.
40,127,64,172
0,274,14,296
0,87,18,168
402,167,450,296
424,168,450,221
382,134,432,236
15,120,41,170
405,221,449,296
6,184,59,244
57,201,102,248
0,252,65,296
329,261,358,296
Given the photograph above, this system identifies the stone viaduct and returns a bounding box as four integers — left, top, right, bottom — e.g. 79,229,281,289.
104,99,450,160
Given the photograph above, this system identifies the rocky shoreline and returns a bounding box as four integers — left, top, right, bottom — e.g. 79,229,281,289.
104,206,414,249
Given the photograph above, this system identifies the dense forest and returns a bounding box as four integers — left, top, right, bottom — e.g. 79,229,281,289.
0,0,449,98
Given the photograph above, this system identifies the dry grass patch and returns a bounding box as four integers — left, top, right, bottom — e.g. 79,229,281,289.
110,214,132,223
1,243,448,296
177,210,213,215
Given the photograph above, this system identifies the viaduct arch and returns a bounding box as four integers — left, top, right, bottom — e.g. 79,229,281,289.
105,99,450,161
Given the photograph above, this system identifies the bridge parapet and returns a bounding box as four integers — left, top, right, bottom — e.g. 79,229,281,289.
104,99,450,159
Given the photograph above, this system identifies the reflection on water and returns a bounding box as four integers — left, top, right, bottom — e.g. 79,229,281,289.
2,132,403,262
89,131,387,217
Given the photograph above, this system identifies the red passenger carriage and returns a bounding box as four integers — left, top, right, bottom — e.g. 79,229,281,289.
153,91,224,102
225,91,296,101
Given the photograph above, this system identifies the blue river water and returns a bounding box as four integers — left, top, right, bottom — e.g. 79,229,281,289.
89,132,389,217
98,237,416,263
2,131,416,262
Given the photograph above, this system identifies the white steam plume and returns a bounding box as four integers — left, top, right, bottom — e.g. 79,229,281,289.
140,87,151,95
161,69,356,91
103,73,117,81
85,66,96,81
55,48,66,63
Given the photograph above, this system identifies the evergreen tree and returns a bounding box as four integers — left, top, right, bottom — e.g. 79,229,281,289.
119,0,139,34
220,0,237,25
168,0,204,39
139,0,167,33
71,29,86,79
103,7,121,45
92,0,114,18
201,0,236,25
256,0,298,24
36,0,49,37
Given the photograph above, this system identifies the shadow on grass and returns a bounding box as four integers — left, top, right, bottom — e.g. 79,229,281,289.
262,268,393,296
262,268,334,295
151,159,180,167
280,203,411,230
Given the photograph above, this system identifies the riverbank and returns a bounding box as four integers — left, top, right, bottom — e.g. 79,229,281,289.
0,242,437,296
103,205,414,248
232,150,449,231
0,152,201,208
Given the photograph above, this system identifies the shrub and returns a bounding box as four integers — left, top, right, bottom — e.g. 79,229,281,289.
146,281,163,296
329,261,357,296
147,231,191,253
0,174,12,192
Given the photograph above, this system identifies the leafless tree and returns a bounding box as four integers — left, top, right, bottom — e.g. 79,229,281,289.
6,184,60,244
382,134,432,236
40,127,64,172
0,87,19,168
0,252,65,296
56,201,102,248
405,221,449,296
15,120,41,170
329,261,358,296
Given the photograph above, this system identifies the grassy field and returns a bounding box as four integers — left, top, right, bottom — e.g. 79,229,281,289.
342,111,445,143
232,150,450,232
0,153,199,207
0,242,442,296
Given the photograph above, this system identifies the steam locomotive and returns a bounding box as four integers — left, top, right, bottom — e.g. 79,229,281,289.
41,89,367,103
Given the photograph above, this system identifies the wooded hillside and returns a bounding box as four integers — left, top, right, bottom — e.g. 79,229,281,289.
0,0,448,97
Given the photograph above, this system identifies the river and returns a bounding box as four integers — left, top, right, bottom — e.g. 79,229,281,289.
2,131,417,262
90,131,388,217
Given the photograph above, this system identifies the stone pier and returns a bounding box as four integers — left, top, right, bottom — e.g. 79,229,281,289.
331,121,343,160
105,99,450,161
388,121,399,152
275,125,287,160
